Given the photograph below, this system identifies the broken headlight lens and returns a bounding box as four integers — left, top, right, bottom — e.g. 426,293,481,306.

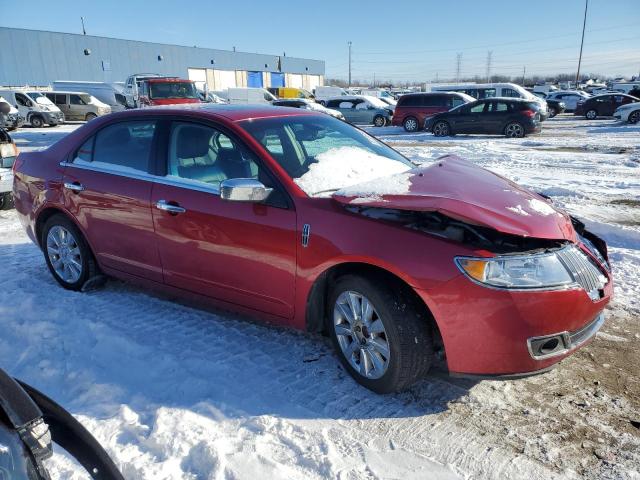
455,252,573,289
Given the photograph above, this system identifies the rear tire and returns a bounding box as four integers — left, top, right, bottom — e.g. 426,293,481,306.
373,115,385,127
548,107,558,118
586,109,598,120
629,110,640,124
432,121,450,137
403,116,419,132
504,122,525,138
85,112,97,121
327,274,433,393
0,193,14,210
318,100,326,106
30,116,44,128
42,214,98,291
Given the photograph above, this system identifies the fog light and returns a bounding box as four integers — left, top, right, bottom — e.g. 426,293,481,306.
528,333,569,359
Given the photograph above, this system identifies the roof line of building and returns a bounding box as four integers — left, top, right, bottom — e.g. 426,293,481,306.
0,26,324,65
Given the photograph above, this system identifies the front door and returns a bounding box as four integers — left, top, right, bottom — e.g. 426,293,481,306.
453,101,487,133
62,119,163,282
151,120,297,319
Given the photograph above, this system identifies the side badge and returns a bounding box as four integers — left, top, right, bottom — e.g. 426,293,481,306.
302,224,311,248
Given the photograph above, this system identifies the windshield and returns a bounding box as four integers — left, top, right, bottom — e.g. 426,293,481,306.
364,96,388,109
27,92,55,106
242,115,412,197
149,82,198,99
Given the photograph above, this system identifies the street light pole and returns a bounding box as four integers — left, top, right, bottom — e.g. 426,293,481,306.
576,0,589,85
348,41,352,87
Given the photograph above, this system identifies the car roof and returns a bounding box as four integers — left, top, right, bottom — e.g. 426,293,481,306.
46,91,93,95
146,78,192,83
474,97,532,102
97,103,318,122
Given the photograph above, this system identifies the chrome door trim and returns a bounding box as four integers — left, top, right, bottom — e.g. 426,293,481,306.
60,160,221,195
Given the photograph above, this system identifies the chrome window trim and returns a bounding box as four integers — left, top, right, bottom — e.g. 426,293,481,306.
59,160,221,195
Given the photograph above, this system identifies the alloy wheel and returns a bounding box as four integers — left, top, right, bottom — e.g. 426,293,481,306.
629,111,640,124
373,116,385,127
433,121,449,136
404,118,418,132
333,291,390,379
505,123,524,138
46,225,83,284
586,110,597,120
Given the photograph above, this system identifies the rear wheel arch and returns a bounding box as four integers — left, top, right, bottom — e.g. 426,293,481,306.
305,262,443,347
35,207,93,254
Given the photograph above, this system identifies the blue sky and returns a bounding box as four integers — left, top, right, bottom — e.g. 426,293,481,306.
3,0,639,82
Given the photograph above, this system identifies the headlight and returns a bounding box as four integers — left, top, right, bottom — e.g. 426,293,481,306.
455,251,573,289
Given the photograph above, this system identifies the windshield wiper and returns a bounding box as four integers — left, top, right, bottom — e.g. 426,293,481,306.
311,188,341,196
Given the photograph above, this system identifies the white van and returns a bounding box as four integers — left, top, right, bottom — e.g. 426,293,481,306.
611,82,640,94
0,89,64,127
44,91,111,121
314,86,349,105
0,96,25,130
226,87,276,105
429,82,548,118
52,81,128,112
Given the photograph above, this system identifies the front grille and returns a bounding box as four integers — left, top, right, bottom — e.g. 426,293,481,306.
557,246,607,300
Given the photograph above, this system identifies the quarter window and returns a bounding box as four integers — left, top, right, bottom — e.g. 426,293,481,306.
74,120,156,173
167,122,260,189
451,97,466,107
502,88,520,98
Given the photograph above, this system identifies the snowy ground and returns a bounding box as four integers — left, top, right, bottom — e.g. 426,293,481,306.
1,116,639,480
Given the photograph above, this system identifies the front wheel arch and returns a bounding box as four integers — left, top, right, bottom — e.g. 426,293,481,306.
305,262,443,349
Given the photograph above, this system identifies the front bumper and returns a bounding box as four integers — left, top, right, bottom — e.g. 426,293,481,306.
415,260,612,376
42,111,64,125
4,114,25,129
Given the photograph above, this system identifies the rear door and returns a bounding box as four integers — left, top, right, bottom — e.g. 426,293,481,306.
485,100,511,134
61,119,163,282
150,120,297,318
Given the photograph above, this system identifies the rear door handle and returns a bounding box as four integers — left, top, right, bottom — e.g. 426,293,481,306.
64,182,85,193
155,200,186,214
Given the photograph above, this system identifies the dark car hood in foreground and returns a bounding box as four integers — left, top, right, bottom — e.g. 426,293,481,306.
333,155,576,241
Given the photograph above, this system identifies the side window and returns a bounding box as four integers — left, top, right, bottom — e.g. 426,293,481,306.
15,93,31,107
470,102,486,113
451,96,466,107
478,89,496,98
74,136,94,162
70,94,85,105
79,120,156,172
338,101,354,109
400,96,420,107
463,89,478,98
354,100,368,110
54,94,67,105
44,93,55,103
502,88,520,98
489,102,509,112
167,122,260,189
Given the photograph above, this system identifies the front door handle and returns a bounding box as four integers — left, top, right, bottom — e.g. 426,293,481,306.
64,182,85,193
155,200,186,214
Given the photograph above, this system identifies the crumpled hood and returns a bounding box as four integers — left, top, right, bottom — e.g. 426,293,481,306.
332,155,576,241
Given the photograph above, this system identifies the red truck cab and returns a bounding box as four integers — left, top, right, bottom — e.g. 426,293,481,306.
138,78,201,107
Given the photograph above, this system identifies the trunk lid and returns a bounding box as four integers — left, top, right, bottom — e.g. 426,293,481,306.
332,155,576,241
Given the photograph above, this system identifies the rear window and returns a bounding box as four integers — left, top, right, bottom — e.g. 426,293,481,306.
398,95,422,107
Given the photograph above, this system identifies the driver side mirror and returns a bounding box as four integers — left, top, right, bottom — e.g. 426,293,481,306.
220,178,272,202
0,102,10,115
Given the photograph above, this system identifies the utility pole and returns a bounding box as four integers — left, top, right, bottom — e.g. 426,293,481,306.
485,51,493,83
455,53,462,83
521,66,526,86
80,16,86,35
576,0,589,85
348,41,352,87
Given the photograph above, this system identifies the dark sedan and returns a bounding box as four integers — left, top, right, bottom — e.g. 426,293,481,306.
425,98,542,138
546,99,566,118
574,94,638,119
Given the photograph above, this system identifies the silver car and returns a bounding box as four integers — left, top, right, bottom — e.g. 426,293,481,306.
44,91,111,121
324,96,393,127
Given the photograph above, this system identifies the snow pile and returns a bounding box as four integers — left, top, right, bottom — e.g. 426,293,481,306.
294,146,410,196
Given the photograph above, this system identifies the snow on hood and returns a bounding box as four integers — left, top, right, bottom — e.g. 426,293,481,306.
294,146,411,197
333,155,577,241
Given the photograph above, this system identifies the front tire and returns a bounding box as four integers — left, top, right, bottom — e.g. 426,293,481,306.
30,116,44,128
327,274,433,393
373,115,385,127
629,110,640,124
85,112,97,121
548,107,558,118
0,192,14,210
586,109,598,120
403,116,419,132
42,214,98,291
504,122,525,138
432,120,450,137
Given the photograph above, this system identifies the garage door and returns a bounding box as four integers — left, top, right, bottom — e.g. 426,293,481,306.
287,74,303,89
247,71,263,88
188,68,207,90
270,72,285,87
307,75,321,91
213,70,237,90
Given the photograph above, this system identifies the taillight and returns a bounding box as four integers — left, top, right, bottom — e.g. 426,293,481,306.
522,109,536,118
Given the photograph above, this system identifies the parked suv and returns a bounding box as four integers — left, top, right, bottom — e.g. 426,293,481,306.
574,94,638,119
325,96,393,126
392,92,474,132
545,90,590,112
425,98,542,137
44,91,112,121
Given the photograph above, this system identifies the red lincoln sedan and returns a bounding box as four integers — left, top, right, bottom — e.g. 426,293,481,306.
12,105,612,393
